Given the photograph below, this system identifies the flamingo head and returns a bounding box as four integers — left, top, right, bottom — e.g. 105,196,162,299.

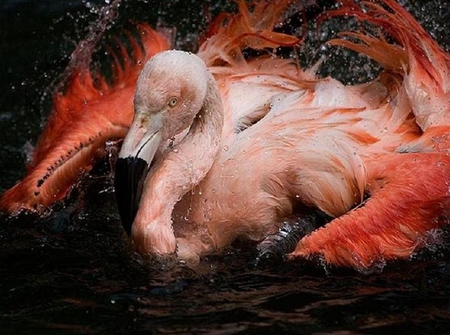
115,50,209,236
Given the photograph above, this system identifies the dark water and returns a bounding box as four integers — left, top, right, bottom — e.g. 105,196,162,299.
1,1,450,334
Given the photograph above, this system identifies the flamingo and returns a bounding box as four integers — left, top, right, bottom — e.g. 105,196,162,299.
2,0,450,271
115,0,450,269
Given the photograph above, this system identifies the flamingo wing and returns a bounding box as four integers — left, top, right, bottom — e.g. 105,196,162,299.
0,24,170,213
289,0,450,269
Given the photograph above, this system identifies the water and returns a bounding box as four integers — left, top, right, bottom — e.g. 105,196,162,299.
1,1,450,333
2,187,450,333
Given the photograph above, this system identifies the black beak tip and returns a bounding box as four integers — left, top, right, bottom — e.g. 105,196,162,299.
114,156,150,236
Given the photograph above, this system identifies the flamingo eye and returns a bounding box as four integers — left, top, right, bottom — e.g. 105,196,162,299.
168,97,178,108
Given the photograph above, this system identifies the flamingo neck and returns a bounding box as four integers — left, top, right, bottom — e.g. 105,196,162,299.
133,72,223,254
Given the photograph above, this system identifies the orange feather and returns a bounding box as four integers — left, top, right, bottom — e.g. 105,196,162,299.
0,24,169,213
292,153,450,269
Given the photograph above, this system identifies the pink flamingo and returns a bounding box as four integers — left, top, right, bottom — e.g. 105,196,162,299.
115,0,450,270
1,0,449,270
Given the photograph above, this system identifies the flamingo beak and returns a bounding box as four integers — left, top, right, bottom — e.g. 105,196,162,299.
114,116,162,236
